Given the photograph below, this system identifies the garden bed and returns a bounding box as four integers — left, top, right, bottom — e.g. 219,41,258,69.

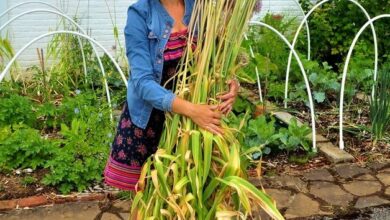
0,85,386,202
0,169,55,201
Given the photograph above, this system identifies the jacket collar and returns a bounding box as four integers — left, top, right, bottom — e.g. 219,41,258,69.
152,0,193,27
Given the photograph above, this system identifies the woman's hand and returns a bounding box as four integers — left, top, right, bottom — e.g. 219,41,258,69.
217,79,240,115
172,98,223,135
188,104,223,135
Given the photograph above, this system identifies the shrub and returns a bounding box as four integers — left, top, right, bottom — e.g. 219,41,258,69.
42,115,112,194
0,125,58,171
0,94,37,127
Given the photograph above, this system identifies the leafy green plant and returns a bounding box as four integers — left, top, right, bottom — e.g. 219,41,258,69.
0,94,37,127
232,96,254,113
36,102,60,131
277,118,311,152
239,13,342,104
0,125,58,171
240,2,385,105
369,65,390,145
0,12,127,195
227,109,313,158
290,60,340,104
245,116,278,154
57,90,104,125
21,176,38,186
300,0,390,70
42,115,112,194
237,13,304,103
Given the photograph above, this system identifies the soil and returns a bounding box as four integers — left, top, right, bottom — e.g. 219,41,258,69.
246,152,331,178
0,169,56,200
289,99,390,162
240,85,389,177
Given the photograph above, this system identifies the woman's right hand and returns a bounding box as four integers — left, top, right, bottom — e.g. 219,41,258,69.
188,104,223,135
172,97,223,135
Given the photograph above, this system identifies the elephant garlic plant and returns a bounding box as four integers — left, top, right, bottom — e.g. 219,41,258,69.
132,0,283,219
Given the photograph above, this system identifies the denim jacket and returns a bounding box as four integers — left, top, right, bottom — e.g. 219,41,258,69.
124,0,195,129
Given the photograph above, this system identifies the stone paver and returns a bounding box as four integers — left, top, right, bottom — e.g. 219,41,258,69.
377,172,390,186
318,142,354,163
368,161,389,171
315,134,329,143
273,111,303,126
266,175,308,193
378,168,390,173
343,181,382,196
385,187,390,196
333,163,370,179
354,196,390,209
1,157,390,220
303,169,334,181
0,201,129,220
101,213,126,220
264,189,294,209
111,200,131,212
284,193,321,219
356,174,377,181
310,182,354,207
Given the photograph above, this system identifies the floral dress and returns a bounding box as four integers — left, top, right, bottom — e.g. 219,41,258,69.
104,29,193,191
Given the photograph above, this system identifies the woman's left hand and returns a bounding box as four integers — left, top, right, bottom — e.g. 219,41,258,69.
217,79,240,115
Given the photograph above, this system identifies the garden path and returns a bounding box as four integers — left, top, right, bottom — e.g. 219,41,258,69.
1,161,390,219
253,160,390,219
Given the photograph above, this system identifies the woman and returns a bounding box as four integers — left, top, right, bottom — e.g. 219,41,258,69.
104,0,239,193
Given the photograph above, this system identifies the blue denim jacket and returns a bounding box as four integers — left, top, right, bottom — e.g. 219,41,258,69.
124,0,195,129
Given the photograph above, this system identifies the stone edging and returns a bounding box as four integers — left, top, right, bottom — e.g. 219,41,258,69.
0,193,107,212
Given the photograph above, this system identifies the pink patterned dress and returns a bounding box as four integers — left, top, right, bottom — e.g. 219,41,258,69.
104,29,195,191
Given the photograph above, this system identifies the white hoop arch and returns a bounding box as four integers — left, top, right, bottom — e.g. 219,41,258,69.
0,30,127,85
284,0,379,109
0,1,62,19
339,14,390,150
0,3,89,85
249,21,317,152
0,31,128,120
292,0,311,60
0,9,121,119
247,0,310,104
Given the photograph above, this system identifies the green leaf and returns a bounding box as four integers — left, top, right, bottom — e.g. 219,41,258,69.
314,92,326,103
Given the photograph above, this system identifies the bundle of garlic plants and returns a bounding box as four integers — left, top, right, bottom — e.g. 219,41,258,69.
132,0,283,219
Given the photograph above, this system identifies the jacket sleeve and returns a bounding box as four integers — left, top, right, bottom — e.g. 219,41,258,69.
124,7,176,112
